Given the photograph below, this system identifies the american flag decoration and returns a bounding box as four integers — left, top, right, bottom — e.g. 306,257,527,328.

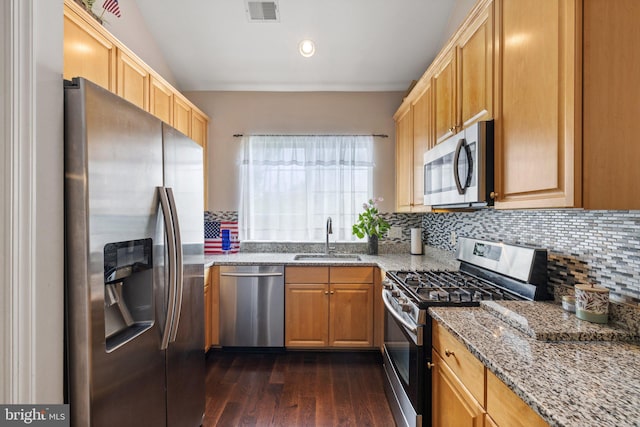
205,221,240,254
102,0,122,18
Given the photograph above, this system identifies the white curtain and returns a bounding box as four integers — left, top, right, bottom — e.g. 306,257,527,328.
239,135,374,241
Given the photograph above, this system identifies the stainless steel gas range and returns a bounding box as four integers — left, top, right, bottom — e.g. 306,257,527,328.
382,237,550,427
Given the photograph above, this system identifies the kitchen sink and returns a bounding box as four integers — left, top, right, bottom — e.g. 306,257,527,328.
293,254,362,261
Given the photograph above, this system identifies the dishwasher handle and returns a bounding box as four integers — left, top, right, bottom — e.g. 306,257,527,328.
220,272,284,278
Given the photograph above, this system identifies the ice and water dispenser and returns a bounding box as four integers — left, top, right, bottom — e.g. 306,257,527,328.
103,239,154,351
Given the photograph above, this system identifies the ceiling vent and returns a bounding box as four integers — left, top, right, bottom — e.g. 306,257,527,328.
245,1,279,22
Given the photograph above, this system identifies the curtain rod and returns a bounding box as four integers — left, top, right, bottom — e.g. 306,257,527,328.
233,133,388,138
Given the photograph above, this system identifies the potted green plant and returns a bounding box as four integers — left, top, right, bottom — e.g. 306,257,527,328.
352,197,390,255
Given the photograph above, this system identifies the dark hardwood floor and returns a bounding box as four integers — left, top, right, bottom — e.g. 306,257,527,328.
203,350,396,427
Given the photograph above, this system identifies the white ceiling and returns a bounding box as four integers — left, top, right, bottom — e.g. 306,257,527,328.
134,0,468,92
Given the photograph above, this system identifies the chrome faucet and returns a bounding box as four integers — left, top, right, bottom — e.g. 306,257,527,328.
325,217,333,254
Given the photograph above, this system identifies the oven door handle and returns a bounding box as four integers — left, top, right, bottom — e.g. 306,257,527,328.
382,292,418,335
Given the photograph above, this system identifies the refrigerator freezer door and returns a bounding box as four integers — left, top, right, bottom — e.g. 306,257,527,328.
162,124,206,427
65,78,167,427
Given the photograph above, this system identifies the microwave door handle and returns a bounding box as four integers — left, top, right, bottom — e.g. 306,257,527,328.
453,138,474,194
453,138,465,194
463,141,473,189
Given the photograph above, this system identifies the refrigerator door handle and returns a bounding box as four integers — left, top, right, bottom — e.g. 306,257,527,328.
158,186,178,351
166,187,184,343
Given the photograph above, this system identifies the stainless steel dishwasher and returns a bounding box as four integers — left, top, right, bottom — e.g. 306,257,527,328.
218,265,284,347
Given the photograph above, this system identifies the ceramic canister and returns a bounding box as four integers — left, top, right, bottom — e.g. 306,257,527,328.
574,284,610,324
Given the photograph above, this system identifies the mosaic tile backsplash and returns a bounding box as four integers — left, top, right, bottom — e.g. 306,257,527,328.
204,211,422,244
422,209,640,305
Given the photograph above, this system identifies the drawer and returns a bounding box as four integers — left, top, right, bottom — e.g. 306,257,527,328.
330,266,374,283
486,370,549,427
285,266,329,284
432,321,485,404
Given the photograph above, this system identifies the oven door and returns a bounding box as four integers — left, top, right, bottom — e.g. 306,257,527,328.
382,292,424,427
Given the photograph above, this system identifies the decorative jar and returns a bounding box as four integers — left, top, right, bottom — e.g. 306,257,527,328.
574,284,609,324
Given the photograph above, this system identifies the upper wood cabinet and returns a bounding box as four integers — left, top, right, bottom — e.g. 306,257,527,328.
494,0,640,209
149,75,174,125
63,3,116,92
395,105,413,212
433,50,458,145
458,2,493,129
396,0,640,210
411,82,434,211
394,0,493,211
434,1,494,145
116,49,149,111
582,0,640,209
191,110,208,149
63,0,210,209
493,0,580,209
394,80,433,213
173,94,192,137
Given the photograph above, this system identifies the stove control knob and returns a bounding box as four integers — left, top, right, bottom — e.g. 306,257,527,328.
391,290,401,298
401,303,412,313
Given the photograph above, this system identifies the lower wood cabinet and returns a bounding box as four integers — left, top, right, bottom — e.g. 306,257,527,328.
432,321,549,427
285,282,329,347
486,369,548,427
432,350,484,427
204,265,220,351
204,267,211,351
285,266,374,348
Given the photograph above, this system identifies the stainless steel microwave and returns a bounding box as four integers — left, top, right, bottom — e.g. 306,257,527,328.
423,120,494,208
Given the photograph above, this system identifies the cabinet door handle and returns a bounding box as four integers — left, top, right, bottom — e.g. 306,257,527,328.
427,362,435,370
330,290,335,295
490,191,499,200
324,291,329,295
445,349,455,357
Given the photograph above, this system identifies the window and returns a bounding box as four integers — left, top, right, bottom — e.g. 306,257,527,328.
239,135,374,241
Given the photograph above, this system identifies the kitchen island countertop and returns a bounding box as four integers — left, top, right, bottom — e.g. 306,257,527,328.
429,305,640,427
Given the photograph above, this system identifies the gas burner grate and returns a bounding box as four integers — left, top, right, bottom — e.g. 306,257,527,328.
388,270,521,303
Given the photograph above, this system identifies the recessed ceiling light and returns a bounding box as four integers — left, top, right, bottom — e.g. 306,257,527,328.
299,39,316,58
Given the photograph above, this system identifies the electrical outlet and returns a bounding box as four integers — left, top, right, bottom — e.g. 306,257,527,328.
450,230,457,246
388,226,402,239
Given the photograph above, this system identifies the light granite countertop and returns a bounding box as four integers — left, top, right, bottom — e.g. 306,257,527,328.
429,304,640,427
204,245,460,272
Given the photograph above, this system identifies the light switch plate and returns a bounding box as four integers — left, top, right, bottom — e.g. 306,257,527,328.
388,226,402,239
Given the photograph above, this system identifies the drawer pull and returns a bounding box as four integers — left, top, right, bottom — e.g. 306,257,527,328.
445,349,455,357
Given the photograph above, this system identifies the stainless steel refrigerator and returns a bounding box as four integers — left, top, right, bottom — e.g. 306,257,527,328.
64,77,205,427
